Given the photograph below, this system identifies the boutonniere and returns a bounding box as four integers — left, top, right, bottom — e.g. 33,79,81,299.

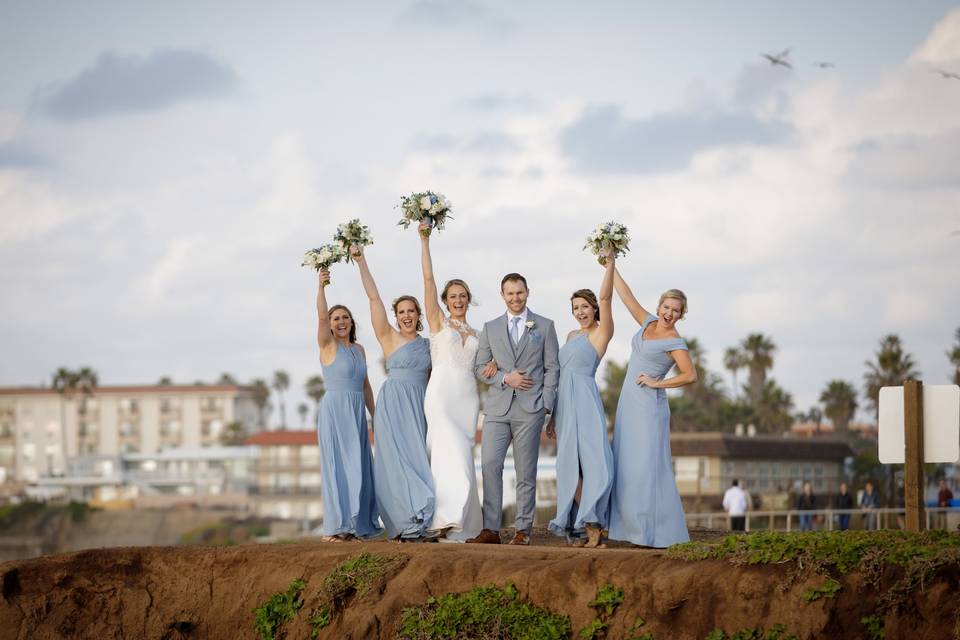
525,320,535,330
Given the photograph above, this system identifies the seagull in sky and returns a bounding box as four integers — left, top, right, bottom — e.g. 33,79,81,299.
813,61,835,69
762,48,793,69
933,68,960,80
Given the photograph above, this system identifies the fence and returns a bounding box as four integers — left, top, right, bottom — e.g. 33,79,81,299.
685,507,960,532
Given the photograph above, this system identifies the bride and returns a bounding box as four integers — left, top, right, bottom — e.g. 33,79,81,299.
417,221,492,540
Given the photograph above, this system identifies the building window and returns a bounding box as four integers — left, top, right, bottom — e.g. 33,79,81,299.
160,420,181,438
300,448,320,466
120,398,140,414
202,397,221,412
160,398,180,413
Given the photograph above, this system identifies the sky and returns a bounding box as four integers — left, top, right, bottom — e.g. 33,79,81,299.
1,1,959,428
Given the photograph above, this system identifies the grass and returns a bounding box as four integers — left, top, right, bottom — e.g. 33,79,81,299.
398,582,572,640
667,530,960,574
580,584,625,639
802,577,842,602
703,627,798,640
252,578,305,640
309,552,406,638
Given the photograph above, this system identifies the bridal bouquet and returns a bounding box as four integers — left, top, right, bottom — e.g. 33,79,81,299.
334,219,374,262
584,221,630,265
302,243,347,285
397,191,453,237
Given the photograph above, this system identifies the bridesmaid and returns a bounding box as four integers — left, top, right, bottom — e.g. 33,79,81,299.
608,270,697,547
314,268,381,542
547,247,616,548
351,244,436,541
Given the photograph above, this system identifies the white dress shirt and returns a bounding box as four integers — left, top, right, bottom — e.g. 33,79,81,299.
723,485,749,516
507,308,530,344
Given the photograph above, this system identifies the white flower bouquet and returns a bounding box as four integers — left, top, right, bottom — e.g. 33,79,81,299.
334,219,374,262
584,221,630,265
301,243,347,285
397,191,453,237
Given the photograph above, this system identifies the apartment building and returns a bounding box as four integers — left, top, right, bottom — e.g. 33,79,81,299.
0,384,258,484
245,430,322,521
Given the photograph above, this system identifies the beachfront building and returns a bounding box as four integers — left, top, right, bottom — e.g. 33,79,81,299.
27,446,258,507
0,384,259,485
245,431,323,521
671,432,855,510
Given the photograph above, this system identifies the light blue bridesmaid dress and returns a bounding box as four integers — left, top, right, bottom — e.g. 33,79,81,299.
548,332,615,540
317,342,382,538
608,314,690,547
373,337,436,539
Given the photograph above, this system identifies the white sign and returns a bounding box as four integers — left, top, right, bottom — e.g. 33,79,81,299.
878,385,960,463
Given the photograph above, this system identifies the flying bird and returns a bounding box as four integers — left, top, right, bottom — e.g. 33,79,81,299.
813,61,835,69
762,48,793,69
933,68,960,80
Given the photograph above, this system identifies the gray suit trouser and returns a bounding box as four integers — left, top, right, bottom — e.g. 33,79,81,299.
481,400,546,533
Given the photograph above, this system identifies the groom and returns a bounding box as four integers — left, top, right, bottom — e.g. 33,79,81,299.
468,273,559,545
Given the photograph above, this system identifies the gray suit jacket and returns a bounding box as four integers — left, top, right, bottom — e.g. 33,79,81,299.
474,310,560,418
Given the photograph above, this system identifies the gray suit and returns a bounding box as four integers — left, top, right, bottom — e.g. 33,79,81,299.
474,310,560,532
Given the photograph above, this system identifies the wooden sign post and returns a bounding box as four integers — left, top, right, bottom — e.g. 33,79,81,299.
903,379,925,532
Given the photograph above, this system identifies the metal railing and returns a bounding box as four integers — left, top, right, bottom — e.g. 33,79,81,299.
685,507,959,532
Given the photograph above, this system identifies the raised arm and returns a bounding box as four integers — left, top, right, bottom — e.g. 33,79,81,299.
613,267,652,324
589,249,616,357
316,270,336,361
352,246,396,351
419,224,445,334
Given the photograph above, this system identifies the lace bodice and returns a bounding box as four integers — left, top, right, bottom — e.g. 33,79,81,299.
429,318,479,372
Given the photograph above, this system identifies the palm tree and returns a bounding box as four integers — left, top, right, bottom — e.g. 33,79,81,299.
297,402,309,429
741,334,776,406
250,378,270,429
217,372,238,385
948,327,960,385
305,375,326,425
863,334,919,418
272,371,290,428
755,379,793,433
820,380,858,436
723,347,748,399
219,420,247,446
52,367,78,472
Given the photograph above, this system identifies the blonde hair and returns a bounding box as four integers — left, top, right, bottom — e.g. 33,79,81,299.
392,295,424,332
441,279,474,309
658,289,688,319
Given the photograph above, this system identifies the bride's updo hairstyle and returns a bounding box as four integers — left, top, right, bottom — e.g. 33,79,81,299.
327,304,358,343
570,289,601,322
441,278,474,309
658,289,688,319
392,295,424,332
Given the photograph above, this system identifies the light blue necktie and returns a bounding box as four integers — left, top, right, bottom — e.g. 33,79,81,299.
511,316,521,346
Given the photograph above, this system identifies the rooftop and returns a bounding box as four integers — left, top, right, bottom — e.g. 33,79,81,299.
244,430,317,446
0,384,252,397
671,432,855,460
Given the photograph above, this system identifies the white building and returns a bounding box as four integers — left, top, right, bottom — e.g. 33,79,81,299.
0,384,259,485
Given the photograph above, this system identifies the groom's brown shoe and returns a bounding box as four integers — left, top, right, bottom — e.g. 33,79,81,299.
508,531,530,546
466,529,501,544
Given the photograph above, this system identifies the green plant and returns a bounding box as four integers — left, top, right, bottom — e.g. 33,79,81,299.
802,577,842,602
252,578,305,640
579,618,607,639
398,582,571,640
587,584,624,617
308,605,331,639
705,630,726,640
627,617,653,640
730,630,759,640
309,552,406,638
861,614,884,640
763,624,798,640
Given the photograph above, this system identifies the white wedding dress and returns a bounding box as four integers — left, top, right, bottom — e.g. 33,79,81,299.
425,318,483,540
